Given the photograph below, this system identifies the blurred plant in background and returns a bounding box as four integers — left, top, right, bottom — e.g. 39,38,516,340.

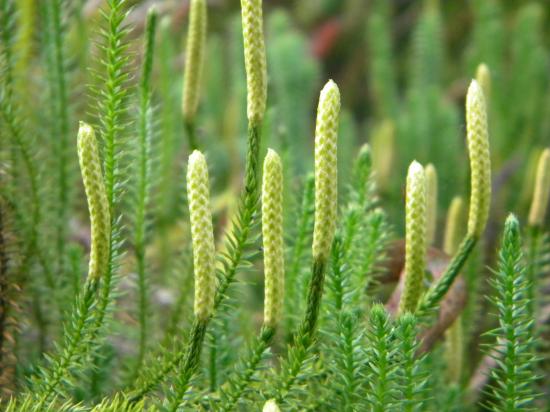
0,0,549,410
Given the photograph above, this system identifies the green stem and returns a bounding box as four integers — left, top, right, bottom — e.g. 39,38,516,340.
165,319,208,411
133,8,157,381
213,123,261,310
301,258,327,339
275,257,328,402
185,120,198,152
219,326,275,411
49,0,70,274
416,235,477,318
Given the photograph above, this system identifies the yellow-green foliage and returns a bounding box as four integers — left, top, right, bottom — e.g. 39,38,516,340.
312,80,340,261
187,150,216,321
466,80,491,238
262,149,285,328
399,160,427,314
240,0,267,125
77,122,110,281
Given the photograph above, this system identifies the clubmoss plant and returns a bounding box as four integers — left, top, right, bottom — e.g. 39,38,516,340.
273,79,340,404
399,161,427,315
182,0,207,151
32,122,110,407
164,150,215,410
308,79,340,332
416,79,491,317
4,3,550,411
77,123,111,283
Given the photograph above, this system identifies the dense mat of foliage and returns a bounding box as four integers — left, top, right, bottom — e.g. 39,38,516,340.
0,0,549,410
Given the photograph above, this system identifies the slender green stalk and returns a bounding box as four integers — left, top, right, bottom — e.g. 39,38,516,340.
443,196,466,384
0,0,55,298
416,236,476,318
165,319,208,411
90,0,130,344
133,7,158,378
48,0,71,274
211,124,263,313
184,120,198,152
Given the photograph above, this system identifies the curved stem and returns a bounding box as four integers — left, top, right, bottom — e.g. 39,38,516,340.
416,235,477,319
165,319,208,411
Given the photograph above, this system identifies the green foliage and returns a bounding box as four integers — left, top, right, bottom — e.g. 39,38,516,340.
483,215,541,411
131,6,158,378
1,1,549,411
365,304,398,411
